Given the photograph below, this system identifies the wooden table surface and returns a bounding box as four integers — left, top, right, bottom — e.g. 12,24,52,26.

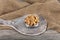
0,0,60,40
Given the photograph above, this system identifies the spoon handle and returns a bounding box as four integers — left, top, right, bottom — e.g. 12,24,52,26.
0,19,12,26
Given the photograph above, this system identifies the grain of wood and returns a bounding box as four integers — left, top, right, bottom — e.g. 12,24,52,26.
0,3,49,20
23,0,58,4
0,0,30,15
23,0,46,3
0,25,12,30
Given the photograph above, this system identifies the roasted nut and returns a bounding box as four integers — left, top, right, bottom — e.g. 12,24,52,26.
25,14,39,27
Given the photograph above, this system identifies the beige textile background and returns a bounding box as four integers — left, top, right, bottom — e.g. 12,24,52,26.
0,0,60,33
